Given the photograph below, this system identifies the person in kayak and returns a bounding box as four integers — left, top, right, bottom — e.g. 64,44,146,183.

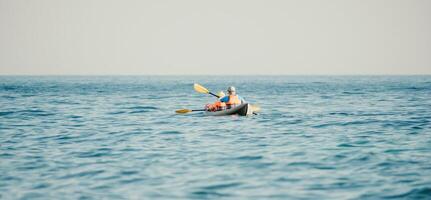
205,91,227,112
220,86,245,109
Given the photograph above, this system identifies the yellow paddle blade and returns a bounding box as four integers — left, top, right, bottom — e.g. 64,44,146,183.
250,104,261,112
193,83,210,94
175,109,192,114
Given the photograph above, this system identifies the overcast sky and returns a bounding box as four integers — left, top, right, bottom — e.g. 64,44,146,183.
0,0,430,75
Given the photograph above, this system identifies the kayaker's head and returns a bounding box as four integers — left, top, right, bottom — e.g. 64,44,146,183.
217,91,225,99
227,86,236,95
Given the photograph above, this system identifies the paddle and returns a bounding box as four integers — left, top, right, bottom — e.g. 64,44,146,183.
193,83,261,114
194,83,220,98
175,109,206,114
174,84,215,114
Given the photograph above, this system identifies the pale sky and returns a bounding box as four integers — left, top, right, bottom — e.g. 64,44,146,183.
0,0,430,75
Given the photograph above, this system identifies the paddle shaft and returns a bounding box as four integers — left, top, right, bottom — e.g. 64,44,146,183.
209,92,219,98
191,109,206,112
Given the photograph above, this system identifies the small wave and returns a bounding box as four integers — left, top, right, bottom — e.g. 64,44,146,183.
313,119,381,128
0,176,22,182
120,178,144,184
159,130,182,135
342,120,380,126
320,95,333,99
342,91,365,95
19,109,55,117
375,160,420,170
0,111,14,116
236,155,263,160
32,183,51,189
403,86,430,91
337,143,356,148
350,155,372,162
191,190,231,198
383,187,431,199
91,184,113,190
60,170,105,179
314,165,336,170
129,110,151,114
312,123,338,128
328,112,351,116
120,147,140,152
21,94,36,97
0,153,14,158
1,85,19,91
127,106,158,110
411,126,423,130
16,163,49,171
287,161,316,167
68,115,82,119
1,95,16,100
120,170,139,176
128,106,158,114
201,182,242,191
53,135,75,141
287,161,334,170
76,148,113,158
107,111,127,115
276,177,301,182
384,149,409,154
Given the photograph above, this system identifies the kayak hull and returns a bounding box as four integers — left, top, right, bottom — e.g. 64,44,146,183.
204,103,253,116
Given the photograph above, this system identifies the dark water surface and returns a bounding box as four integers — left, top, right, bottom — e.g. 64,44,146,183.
1,76,430,199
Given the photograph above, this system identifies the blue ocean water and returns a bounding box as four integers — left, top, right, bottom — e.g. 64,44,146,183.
0,76,430,199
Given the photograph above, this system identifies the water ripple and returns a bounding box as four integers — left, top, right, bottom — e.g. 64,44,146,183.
0,76,430,199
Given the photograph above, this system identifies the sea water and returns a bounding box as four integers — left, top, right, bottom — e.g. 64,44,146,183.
0,76,430,199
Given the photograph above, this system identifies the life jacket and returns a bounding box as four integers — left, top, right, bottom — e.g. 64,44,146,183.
206,101,226,112
214,101,226,108
226,95,241,107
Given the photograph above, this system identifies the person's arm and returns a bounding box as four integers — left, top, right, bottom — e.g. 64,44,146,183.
220,96,229,102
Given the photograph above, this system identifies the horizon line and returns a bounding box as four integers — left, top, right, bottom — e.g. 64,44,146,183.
1,74,430,76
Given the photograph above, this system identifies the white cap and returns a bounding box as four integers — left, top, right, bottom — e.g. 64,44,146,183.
227,86,236,92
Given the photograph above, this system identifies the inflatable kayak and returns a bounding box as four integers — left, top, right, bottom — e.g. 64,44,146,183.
205,103,254,116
